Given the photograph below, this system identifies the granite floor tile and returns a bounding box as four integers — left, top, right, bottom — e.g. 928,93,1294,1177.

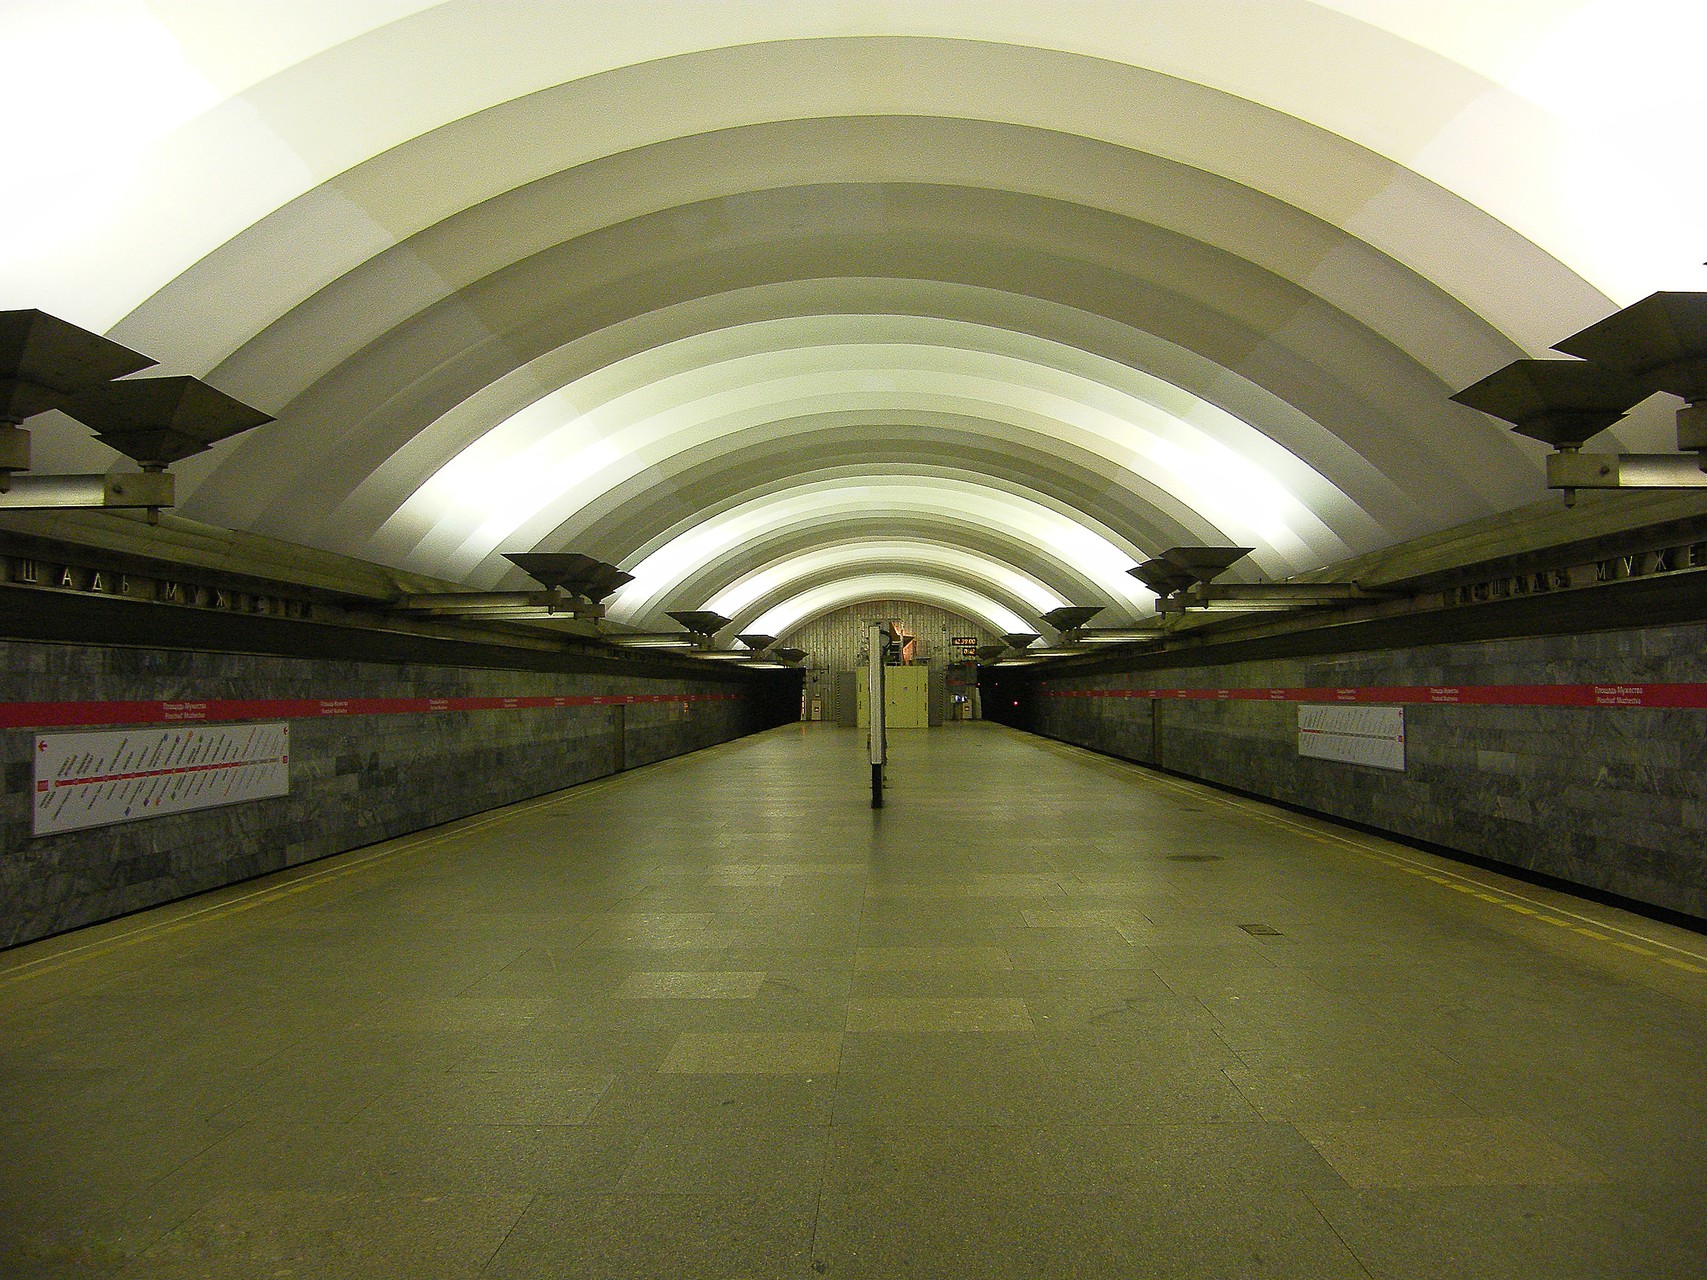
845,995,1034,1032
149,1117,641,1198
1309,1184,1702,1279
824,1123,1123,1198
587,1071,840,1127
1296,1115,1604,1189
658,1030,843,1074
362,1068,616,1125
852,944,1014,970
481,1192,816,1280
1,723,1702,1279
129,1189,530,1279
614,970,768,998
811,1185,1369,1279
615,1124,828,1206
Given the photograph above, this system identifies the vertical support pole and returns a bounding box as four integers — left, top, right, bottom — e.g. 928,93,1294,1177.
867,624,886,808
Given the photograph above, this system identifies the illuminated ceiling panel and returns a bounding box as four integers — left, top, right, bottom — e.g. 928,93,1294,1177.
604,477,1153,628
747,575,1035,642
367,318,1361,591
704,539,1068,631
5,2,1699,635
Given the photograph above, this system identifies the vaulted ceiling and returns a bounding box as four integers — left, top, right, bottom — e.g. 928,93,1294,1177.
9,1,1702,638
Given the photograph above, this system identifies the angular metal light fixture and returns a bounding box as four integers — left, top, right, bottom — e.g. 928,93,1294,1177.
0,309,178,510
392,552,628,624
1448,358,1652,450
683,632,781,663
1,311,156,474
1453,293,1707,503
1158,545,1255,582
1448,356,1680,504
654,610,731,651
505,553,633,603
1553,291,1707,489
11,373,271,519
1553,292,1707,406
1129,546,1253,596
1132,545,1369,615
66,376,273,469
984,631,1061,663
1040,605,1104,643
666,610,730,637
1129,559,1198,597
0,310,155,422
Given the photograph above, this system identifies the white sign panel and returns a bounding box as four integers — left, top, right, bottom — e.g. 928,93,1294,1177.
1297,704,1405,771
34,723,290,835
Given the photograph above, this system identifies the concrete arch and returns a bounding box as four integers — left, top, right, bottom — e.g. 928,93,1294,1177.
604,476,1152,629
706,538,1067,625
163,185,1543,569
9,6,1705,645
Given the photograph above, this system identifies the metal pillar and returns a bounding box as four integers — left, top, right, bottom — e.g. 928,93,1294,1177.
867,624,887,808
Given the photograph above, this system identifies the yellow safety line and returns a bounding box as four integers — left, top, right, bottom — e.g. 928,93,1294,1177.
1027,732,1707,975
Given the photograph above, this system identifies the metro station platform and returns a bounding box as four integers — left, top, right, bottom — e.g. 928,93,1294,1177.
2,722,1704,1279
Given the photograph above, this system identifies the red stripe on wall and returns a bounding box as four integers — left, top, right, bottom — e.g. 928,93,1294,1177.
1040,683,1707,709
0,692,741,730
54,758,288,788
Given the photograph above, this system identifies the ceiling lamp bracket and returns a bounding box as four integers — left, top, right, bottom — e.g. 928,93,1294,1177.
390,588,590,618
1455,295,1707,506
0,470,174,512
1543,449,1707,496
0,424,30,479
0,309,206,516
1155,581,1375,614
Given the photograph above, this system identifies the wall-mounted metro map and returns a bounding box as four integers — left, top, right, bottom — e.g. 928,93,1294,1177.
1297,704,1406,772
34,723,290,836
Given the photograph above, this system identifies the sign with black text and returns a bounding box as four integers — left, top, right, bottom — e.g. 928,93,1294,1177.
34,724,290,835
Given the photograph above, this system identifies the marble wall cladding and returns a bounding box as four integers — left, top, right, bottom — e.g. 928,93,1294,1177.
1,641,778,947
1035,622,1707,921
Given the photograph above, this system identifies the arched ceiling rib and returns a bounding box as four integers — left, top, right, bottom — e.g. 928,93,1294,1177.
8,4,1703,645
18,10,1701,332
748,576,1033,642
640,502,1144,632
374,326,1362,577
525,439,1238,591
162,182,1547,581
605,476,1154,625
680,527,1097,626
710,542,1065,638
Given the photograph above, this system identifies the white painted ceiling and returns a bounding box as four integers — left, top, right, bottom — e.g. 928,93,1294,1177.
8,1,1703,636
